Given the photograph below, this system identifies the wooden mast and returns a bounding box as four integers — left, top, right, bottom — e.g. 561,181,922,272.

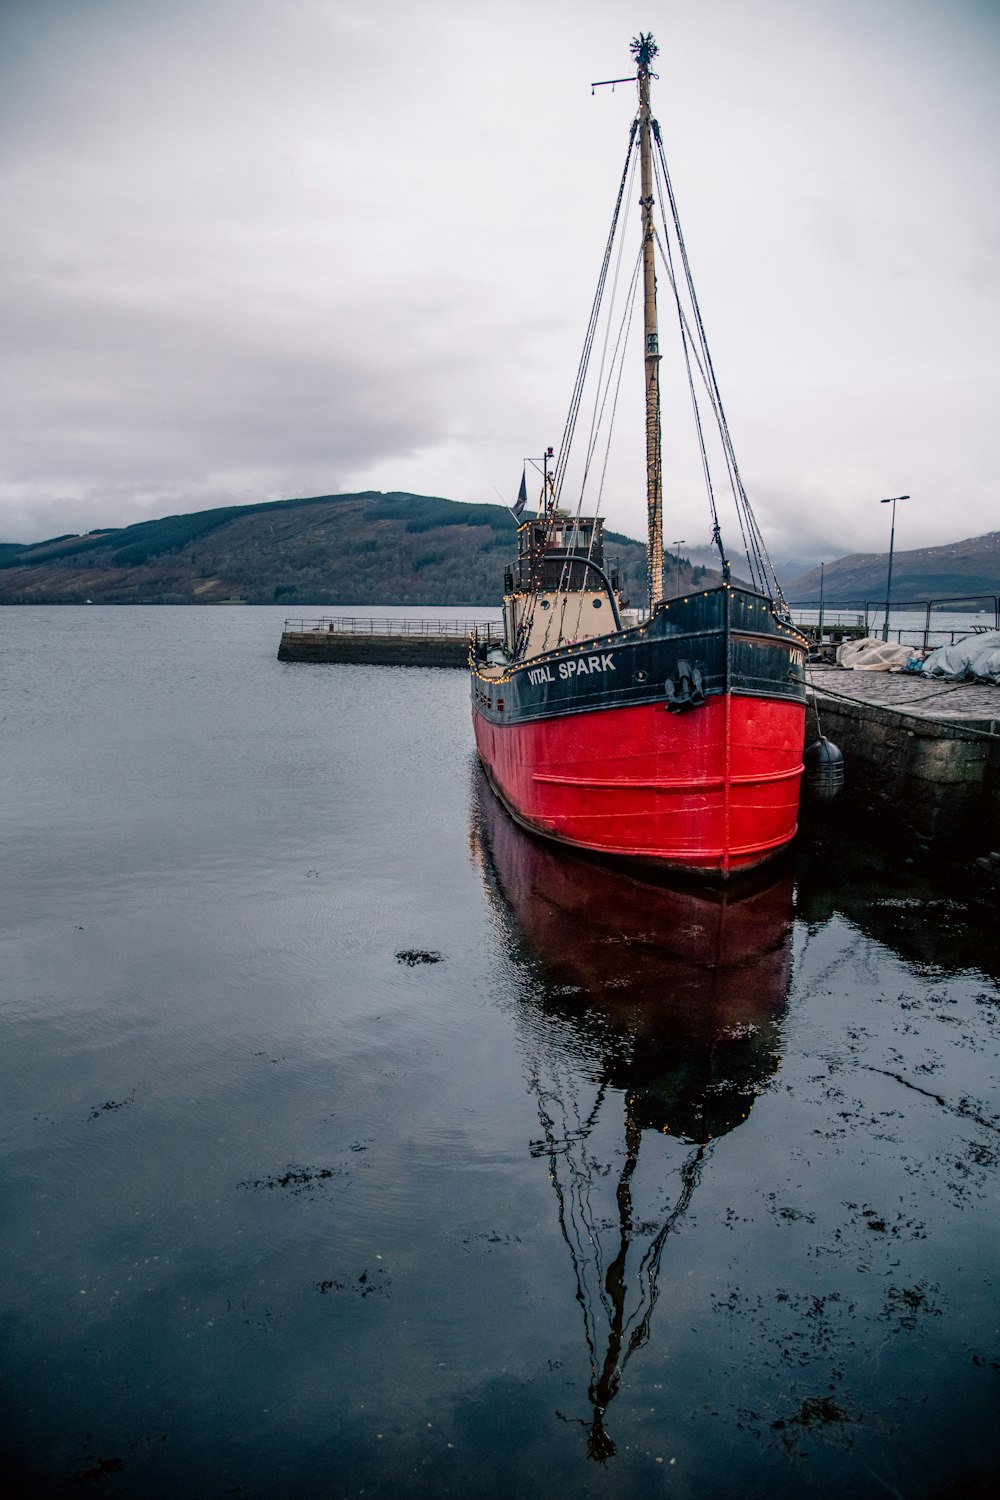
634,34,663,608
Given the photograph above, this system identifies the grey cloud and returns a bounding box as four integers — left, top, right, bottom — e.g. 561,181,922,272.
1,0,998,556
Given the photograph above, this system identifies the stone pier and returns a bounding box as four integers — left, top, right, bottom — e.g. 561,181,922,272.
806,664,1000,856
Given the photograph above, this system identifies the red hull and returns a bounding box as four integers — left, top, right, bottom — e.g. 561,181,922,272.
473,693,805,877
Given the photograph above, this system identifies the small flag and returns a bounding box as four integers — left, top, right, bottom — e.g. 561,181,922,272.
513,467,527,517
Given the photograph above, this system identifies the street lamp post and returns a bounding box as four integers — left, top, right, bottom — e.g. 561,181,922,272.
672,540,685,597
818,561,825,645
880,495,910,642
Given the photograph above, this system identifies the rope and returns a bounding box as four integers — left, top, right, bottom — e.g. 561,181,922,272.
805,665,827,740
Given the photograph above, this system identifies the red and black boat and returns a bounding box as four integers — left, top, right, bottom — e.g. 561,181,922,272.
471,34,808,878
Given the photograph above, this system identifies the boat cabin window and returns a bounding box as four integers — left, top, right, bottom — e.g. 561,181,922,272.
515,516,605,592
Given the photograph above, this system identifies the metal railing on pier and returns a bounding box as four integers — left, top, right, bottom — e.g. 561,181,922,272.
283,598,999,653
282,616,501,639
787,593,1000,650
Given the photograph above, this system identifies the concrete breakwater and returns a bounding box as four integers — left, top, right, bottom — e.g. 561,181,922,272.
806,664,1000,857
277,616,494,666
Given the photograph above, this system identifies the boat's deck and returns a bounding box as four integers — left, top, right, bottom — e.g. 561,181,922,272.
472,660,509,681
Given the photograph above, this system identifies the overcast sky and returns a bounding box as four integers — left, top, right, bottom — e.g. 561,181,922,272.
2,0,998,569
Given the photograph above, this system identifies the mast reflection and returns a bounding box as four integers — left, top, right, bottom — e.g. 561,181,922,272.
471,770,795,1460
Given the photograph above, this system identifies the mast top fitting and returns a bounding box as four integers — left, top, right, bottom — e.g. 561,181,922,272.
630,33,659,76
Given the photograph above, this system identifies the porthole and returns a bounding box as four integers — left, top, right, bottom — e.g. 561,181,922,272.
592,598,602,608
636,670,648,682
539,599,551,610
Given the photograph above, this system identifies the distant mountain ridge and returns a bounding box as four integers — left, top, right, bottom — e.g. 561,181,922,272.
0,491,704,607
8,489,992,608
785,531,1000,604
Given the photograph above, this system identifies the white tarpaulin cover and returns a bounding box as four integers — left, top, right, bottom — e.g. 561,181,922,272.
922,631,1000,684
835,637,916,672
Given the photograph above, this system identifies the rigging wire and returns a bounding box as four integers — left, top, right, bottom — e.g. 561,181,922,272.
593,265,642,516
578,154,640,509
552,163,641,624
522,84,793,663
650,147,752,586
525,124,638,655
619,1142,713,1356
649,164,740,586
652,124,788,609
580,249,643,509
549,250,642,630
553,121,638,508
531,1060,614,1365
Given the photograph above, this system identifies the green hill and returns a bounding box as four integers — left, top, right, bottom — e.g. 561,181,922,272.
0,491,682,607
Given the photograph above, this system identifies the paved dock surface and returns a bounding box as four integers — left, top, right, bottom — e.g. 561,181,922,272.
808,664,1000,727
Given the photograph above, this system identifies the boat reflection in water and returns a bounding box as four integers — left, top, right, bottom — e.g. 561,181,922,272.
471,770,795,1460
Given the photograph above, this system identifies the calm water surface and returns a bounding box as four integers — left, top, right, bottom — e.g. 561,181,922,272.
1,606,998,1499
